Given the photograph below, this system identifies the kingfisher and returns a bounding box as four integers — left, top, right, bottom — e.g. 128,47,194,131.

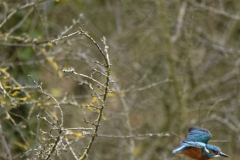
172,127,229,160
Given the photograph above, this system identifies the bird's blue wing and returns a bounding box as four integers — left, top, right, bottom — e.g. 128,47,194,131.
172,141,206,154
172,145,187,153
186,127,212,143
181,141,206,148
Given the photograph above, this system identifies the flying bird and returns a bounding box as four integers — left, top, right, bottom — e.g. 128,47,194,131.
172,127,229,160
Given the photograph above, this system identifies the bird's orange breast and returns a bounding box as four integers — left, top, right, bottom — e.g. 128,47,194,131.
177,147,210,160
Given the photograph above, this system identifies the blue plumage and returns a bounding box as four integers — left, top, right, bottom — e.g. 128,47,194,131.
172,127,229,160
186,127,211,143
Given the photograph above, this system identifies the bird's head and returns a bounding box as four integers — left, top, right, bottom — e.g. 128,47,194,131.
203,144,229,158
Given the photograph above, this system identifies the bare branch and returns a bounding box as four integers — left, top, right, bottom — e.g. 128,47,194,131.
0,0,47,28
97,133,170,139
189,1,240,21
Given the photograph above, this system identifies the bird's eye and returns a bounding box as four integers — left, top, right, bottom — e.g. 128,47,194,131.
214,151,219,155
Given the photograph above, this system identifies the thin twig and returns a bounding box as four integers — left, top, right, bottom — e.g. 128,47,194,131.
0,124,12,160
0,0,46,28
189,1,240,21
97,133,170,139
78,29,111,160
171,1,187,43
114,83,135,160
7,7,34,35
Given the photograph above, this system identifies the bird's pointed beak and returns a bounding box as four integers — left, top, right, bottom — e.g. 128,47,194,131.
219,151,229,158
